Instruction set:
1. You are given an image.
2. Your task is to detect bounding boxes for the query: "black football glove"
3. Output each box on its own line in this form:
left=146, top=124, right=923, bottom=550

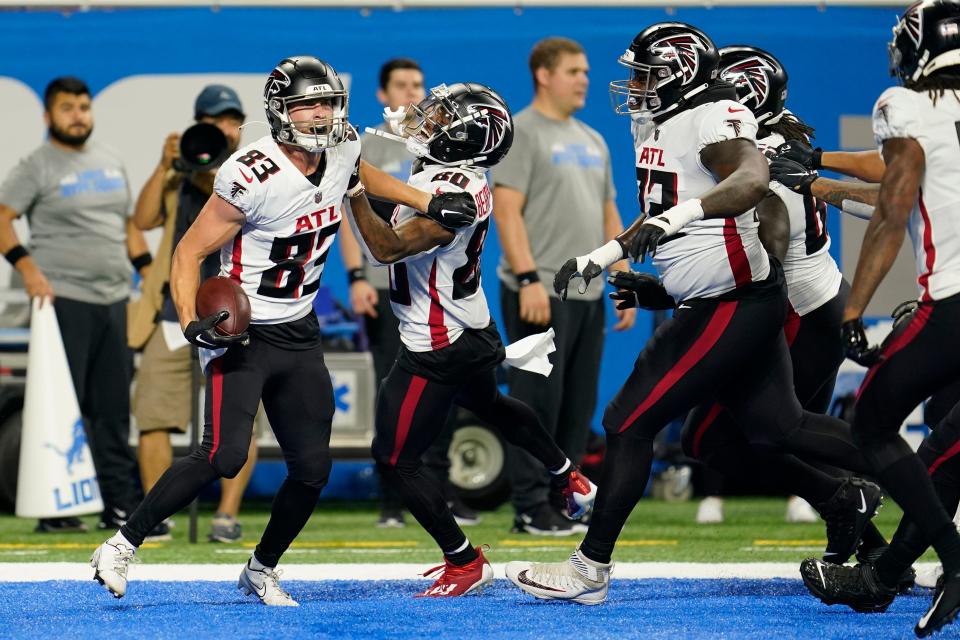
left=775, top=139, right=822, bottom=170
left=841, top=318, right=880, bottom=367
left=769, top=157, right=819, bottom=196
left=554, top=257, right=603, bottom=301
left=607, top=270, right=676, bottom=310
left=891, top=299, right=919, bottom=332
left=423, top=192, right=477, bottom=229
left=184, top=310, right=250, bottom=349
left=629, top=222, right=667, bottom=263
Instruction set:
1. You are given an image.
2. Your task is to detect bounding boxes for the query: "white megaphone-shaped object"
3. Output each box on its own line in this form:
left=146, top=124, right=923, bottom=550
left=16, top=298, right=103, bottom=518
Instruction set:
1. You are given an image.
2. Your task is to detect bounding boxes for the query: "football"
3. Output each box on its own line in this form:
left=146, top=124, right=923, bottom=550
left=195, top=276, right=251, bottom=336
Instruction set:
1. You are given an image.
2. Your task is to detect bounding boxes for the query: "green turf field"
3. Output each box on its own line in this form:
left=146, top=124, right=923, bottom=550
left=0, top=497, right=932, bottom=565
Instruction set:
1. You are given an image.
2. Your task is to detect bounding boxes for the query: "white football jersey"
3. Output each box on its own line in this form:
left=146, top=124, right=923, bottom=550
left=213, top=132, right=361, bottom=324
left=758, top=132, right=843, bottom=316
left=873, top=87, right=960, bottom=302
left=387, top=164, right=493, bottom=352
left=635, top=99, right=770, bottom=302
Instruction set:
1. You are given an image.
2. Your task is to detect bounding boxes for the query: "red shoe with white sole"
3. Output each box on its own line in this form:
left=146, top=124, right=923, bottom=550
left=417, top=546, right=493, bottom=597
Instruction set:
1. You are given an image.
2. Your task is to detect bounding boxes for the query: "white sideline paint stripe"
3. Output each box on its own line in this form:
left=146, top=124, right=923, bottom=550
left=0, top=562, right=941, bottom=582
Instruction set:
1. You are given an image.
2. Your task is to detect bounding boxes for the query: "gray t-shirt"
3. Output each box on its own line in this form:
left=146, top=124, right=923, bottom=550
left=358, top=123, right=416, bottom=290
left=492, top=107, right=615, bottom=301
left=0, top=141, right=132, bottom=304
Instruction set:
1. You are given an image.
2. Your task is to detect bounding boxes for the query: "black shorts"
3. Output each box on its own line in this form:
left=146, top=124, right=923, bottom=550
left=397, top=321, right=505, bottom=385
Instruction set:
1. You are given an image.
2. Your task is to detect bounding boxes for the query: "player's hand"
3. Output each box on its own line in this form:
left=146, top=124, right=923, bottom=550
left=21, top=262, right=55, bottom=306
left=160, top=132, right=180, bottom=171
left=612, top=306, right=636, bottom=331
left=775, top=139, right=822, bottom=170
left=350, top=280, right=379, bottom=318
left=841, top=318, right=879, bottom=367
left=554, top=257, right=603, bottom=301
left=607, top=270, right=676, bottom=311
left=424, top=192, right=477, bottom=229
left=891, top=299, right=918, bottom=331
left=184, top=310, right=250, bottom=349
left=519, top=281, right=551, bottom=326
left=769, top=157, right=819, bottom=195
left=629, top=222, right=667, bottom=263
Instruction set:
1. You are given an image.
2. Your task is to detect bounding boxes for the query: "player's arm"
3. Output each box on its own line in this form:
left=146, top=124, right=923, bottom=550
left=360, top=160, right=476, bottom=229
left=347, top=192, right=454, bottom=264
left=0, top=203, right=54, bottom=302
left=756, top=191, right=790, bottom=262
left=339, top=211, right=379, bottom=318
left=125, top=217, right=152, bottom=280
left=777, top=139, right=886, bottom=183
left=769, top=156, right=879, bottom=220
left=170, top=194, right=243, bottom=331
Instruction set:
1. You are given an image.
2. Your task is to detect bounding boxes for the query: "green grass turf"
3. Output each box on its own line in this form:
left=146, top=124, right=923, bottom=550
left=0, top=497, right=933, bottom=565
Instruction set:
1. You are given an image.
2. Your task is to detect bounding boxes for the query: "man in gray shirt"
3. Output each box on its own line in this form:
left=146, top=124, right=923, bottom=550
left=493, top=37, right=635, bottom=535
left=0, top=77, right=147, bottom=532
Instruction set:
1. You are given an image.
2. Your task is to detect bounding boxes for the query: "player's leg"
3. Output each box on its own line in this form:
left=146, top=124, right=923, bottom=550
left=789, top=281, right=848, bottom=413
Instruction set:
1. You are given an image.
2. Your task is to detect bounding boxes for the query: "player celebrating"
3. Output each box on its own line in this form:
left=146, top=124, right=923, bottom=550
left=791, top=2, right=960, bottom=635
left=504, top=22, right=873, bottom=605
left=89, top=56, right=478, bottom=606
left=346, top=82, right=597, bottom=597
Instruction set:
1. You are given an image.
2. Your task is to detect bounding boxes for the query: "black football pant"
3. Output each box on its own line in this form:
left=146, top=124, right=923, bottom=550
left=852, top=295, right=960, bottom=573
left=680, top=282, right=852, bottom=508
left=580, top=265, right=868, bottom=564
left=372, top=358, right=567, bottom=558
left=121, top=338, right=334, bottom=567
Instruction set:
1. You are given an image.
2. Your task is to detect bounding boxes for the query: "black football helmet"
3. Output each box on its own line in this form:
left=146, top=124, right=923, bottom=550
left=718, top=46, right=788, bottom=126
left=264, top=56, right=349, bottom=151
left=890, top=0, right=960, bottom=86
left=610, top=22, right=719, bottom=122
left=400, top=83, right=513, bottom=167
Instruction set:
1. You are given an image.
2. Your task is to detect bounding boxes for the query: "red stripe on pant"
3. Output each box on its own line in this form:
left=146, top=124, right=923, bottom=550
left=856, top=304, right=933, bottom=402
left=928, top=440, right=960, bottom=477
left=691, top=402, right=724, bottom=459
left=390, top=375, right=429, bottom=466
left=784, top=304, right=801, bottom=347
left=208, top=358, right=224, bottom=463
left=617, top=301, right=738, bottom=433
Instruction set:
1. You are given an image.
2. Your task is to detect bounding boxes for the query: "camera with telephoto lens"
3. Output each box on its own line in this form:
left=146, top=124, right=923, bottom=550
left=173, top=122, right=229, bottom=172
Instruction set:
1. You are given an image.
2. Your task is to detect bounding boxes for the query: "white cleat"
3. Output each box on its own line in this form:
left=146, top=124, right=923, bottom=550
left=506, top=548, right=612, bottom=605
left=90, top=538, right=136, bottom=598
left=785, top=496, right=819, bottom=523
left=696, top=496, right=724, bottom=524
left=238, top=560, right=299, bottom=607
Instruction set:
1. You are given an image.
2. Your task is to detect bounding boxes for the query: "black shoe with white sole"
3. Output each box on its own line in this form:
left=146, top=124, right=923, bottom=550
left=819, top=478, right=883, bottom=565
left=800, top=558, right=896, bottom=613
left=511, top=503, right=579, bottom=537
left=916, top=573, right=960, bottom=637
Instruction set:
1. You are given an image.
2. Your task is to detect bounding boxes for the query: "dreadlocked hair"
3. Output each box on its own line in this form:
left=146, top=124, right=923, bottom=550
left=768, top=112, right=816, bottom=142
left=911, top=73, right=960, bottom=104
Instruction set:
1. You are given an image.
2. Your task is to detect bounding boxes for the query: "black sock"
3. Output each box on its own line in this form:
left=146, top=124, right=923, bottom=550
left=859, top=521, right=889, bottom=553
left=254, top=478, right=321, bottom=568
left=445, top=543, right=479, bottom=566
left=875, top=518, right=926, bottom=588
left=475, top=392, right=568, bottom=473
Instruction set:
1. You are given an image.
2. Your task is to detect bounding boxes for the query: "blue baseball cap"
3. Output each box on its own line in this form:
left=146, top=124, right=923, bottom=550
left=194, top=84, right=245, bottom=120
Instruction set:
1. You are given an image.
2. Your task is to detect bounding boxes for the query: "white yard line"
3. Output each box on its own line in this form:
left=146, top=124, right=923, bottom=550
left=0, top=562, right=941, bottom=582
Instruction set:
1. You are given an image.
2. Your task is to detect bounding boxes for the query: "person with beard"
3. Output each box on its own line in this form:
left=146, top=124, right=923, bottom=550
left=0, top=76, right=148, bottom=533
left=128, top=85, right=255, bottom=543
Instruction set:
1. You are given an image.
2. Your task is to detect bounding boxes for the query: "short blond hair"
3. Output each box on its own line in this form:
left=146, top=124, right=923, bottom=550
left=528, top=37, right=585, bottom=92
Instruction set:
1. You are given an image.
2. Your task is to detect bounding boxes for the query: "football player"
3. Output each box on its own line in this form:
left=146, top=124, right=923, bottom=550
left=504, top=22, right=874, bottom=605
left=345, top=82, right=597, bottom=597
left=677, top=45, right=888, bottom=566
left=789, top=2, right=960, bottom=635
left=89, top=56, right=479, bottom=606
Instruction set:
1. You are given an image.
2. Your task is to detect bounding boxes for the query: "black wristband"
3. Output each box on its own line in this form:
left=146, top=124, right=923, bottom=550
left=347, top=268, right=366, bottom=285
left=4, top=245, right=29, bottom=267
left=131, top=253, right=153, bottom=272
left=516, top=270, right=540, bottom=287
left=812, top=147, right=823, bottom=170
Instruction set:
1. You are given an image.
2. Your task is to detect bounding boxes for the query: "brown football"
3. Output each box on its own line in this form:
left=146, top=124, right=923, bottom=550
left=195, top=277, right=251, bottom=336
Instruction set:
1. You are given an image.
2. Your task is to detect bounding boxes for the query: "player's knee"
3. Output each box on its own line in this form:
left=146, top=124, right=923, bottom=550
left=291, top=456, right=331, bottom=491
left=210, top=446, right=248, bottom=478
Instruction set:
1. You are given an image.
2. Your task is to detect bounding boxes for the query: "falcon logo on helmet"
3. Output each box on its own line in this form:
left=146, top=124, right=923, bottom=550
left=720, top=56, right=774, bottom=110
left=650, top=34, right=708, bottom=83
left=264, top=68, right=291, bottom=98
left=900, top=1, right=925, bottom=47
left=472, top=104, right=511, bottom=155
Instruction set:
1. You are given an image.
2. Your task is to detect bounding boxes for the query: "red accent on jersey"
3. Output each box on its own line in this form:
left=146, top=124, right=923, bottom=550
left=691, top=402, right=724, bottom=458
left=723, top=218, right=752, bottom=287
left=208, top=359, right=224, bottom=463
left=727, top=107, right=746, bottom=113
left=856, top=303, right=933, bottom=402
left=617, top=301, right=738, bottom=433
left=391, top=375, right=428, bottom=466
left=229, top=232, right=243, bottom=283
left=917, top=191, right=936, bottom=303
left=428, top=259, right=450, bottom=350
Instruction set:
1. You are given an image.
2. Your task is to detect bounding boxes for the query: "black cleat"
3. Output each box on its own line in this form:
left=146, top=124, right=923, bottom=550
left=916, top=573, right=960, bottom=637
left=800, top=557, right=896, bottom=613
left=856, top=542, right=916, bottom=594
left=819, top=477, right=883, bottom=565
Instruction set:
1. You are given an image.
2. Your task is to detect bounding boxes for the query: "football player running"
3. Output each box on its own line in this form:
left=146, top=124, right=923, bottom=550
left=345, top=83, right=597, bottom=597
left=89, top=56, right=478, bottom=606
left=505, top=22, right=874, bottom=605
left=678, top=45, right=889, bottom=568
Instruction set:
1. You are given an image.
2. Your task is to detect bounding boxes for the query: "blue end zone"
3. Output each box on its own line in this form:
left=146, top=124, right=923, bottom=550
left=0, top=579, right=930, bottom=639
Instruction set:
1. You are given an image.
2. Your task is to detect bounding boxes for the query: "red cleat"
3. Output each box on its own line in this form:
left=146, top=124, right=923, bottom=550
left=417, top=546, right=493, bottom=597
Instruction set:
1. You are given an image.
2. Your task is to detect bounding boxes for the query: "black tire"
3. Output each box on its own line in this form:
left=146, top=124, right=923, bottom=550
left=447, top=416, right=510, bottom=511
left=0, top=405, right=23, bottom=513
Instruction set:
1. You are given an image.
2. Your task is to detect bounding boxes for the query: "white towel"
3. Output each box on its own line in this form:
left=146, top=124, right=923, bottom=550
left=503, top=328, right=556, bottom=377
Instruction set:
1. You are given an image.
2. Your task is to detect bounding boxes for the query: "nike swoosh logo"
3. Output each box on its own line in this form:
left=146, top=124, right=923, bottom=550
left=919, top=590, right=945, bottom=629
left=823, top=552, right=839, bottom=557
left=678, top=304, right=691, bottom=309
left=857, top=489, right=868, bottom=514
left=517, top=570, right=565, bottom=593
left=815, top=561, right=827, bottom=589
left=727, top=107, right=746, bottom=113
left=238, top=168, right=253, bottom=184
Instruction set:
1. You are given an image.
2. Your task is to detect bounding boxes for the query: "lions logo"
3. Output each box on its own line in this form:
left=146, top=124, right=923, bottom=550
left=264, top=67, right=291, bottom=98
left=650, top=34, right=708, bottom=83
left=470, top=104, right=512, bottom=155
left=720, top=56, right=776, bottom=110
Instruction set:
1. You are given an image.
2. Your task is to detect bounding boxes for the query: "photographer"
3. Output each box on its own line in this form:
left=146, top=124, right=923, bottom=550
left=129, top=85, right=255, bottom=542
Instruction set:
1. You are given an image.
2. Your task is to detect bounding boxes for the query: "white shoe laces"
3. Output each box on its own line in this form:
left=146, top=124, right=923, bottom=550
left=110, top=545, right=136, bottom=578
left=263, top=569, right=293, bottom=600
left=527, top=560, right=594, bottom=591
